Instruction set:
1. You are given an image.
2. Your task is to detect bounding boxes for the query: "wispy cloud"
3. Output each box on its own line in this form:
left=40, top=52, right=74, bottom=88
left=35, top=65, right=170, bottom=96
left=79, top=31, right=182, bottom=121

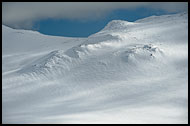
left=2, top=2, right=188, bottom=29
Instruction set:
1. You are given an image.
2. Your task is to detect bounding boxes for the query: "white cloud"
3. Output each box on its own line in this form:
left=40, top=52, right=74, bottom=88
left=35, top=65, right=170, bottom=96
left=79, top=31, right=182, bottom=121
left=2, top=2, right=188, bottom=29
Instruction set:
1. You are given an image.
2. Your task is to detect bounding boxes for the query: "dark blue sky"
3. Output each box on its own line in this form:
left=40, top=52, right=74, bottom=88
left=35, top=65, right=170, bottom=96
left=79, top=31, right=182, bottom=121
left=33, top=7, right=176, bottom=37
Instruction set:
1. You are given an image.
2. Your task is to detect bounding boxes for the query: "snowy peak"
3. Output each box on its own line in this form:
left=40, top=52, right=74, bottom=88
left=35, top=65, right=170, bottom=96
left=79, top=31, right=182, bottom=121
left=102, top=20, right=137, bottom=31
left=101, top=12, right=187, bottom=32
left=88, top=20, right=136, bottom=41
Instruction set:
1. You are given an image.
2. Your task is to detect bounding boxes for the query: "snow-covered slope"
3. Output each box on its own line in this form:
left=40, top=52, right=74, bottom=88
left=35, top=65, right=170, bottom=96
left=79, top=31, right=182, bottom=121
left=2, top=12, right=188, bottom=124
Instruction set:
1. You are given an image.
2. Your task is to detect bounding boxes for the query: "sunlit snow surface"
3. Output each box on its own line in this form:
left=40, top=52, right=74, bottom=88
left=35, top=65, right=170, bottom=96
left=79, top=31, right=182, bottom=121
left=2, top=12, right=188, bottom=124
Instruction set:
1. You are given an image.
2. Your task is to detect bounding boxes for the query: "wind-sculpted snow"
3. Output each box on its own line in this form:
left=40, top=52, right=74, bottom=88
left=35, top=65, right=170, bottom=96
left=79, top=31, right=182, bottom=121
left=120, top=44, right=164, bottom=63
left=2, top=12, right=188, bottom=124
left=12, top=43, right=164, bottom=83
